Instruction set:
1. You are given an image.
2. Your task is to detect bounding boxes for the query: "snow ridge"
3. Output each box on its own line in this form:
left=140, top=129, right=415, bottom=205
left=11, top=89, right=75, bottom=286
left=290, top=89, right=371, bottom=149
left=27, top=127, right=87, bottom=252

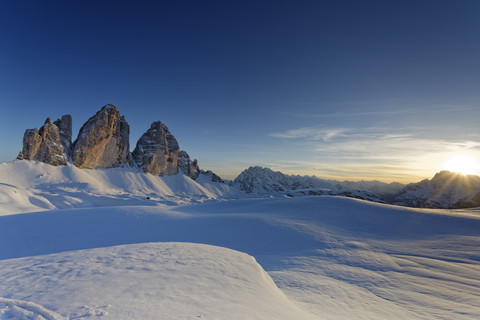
left=0, top=297, right=67, bottom=320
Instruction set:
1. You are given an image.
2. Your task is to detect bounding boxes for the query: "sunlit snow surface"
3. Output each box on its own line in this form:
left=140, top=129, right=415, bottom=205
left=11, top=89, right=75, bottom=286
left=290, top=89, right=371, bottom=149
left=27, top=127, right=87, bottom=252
left=1, top=161, right=480, bottom=319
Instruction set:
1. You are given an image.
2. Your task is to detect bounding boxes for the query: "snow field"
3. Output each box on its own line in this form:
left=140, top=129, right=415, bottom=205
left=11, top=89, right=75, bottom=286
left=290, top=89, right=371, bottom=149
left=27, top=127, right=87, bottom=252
left=2, top=161, right=480, bottom=319
left=0, top=161, right=240, bottom=215
left=0, top=243, right=316, bottom=320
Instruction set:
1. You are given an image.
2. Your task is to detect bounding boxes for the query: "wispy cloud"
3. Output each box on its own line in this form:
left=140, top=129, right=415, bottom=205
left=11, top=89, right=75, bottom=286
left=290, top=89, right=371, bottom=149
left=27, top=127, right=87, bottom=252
left=270, top=127, right=348, bottom=141
left=268, top=126, right=480, bottom=182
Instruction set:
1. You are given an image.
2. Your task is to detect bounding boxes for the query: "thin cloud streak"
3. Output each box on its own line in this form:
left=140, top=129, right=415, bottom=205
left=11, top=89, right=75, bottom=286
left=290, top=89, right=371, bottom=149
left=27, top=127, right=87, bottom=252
left=269, top=126, right=480, bottom=182
left=270, top=127, right=348, bottom=141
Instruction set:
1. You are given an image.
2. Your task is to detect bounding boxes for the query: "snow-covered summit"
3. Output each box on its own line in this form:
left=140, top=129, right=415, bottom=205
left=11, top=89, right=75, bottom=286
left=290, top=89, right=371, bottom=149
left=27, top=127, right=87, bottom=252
left=393, top=170, right=480, bottom=208
left=232, top=166, right=403, bottom=202
left=233, top=167, right=480, bottom=209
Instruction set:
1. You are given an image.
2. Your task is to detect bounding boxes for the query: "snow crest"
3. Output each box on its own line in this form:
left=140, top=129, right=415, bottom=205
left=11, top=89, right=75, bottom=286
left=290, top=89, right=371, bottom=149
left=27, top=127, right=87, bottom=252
left=0, top=297, right=66, bottom=320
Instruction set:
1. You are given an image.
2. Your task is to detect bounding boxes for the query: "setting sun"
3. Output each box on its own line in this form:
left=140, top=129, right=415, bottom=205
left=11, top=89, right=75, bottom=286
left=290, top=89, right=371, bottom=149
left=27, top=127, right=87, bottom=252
left=442, top=155, right=479, bottom=175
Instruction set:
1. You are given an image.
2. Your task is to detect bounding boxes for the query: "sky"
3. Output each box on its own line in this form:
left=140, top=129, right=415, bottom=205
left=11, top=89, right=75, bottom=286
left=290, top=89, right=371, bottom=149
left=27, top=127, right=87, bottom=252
left=1, top=0, right=480, bottom=183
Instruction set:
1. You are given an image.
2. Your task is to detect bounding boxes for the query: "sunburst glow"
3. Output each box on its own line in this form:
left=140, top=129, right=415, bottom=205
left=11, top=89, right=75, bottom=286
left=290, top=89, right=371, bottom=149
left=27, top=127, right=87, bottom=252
left=442, top=155, right=479, bottom=175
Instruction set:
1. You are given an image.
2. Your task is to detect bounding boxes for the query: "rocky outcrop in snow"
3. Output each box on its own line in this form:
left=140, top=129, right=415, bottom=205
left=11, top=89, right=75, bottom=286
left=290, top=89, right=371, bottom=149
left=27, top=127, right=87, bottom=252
left=178, top=150, right=200, bottom=179
left=392, top=170, right=480, bottom=208
left=72, top=104, right=131, bottom=169
left=16, top=104, right=224, bottom=181
left=20, top=117, right=68, bottom=166
left=132, top=121, right=179, bottom=176
left=200, top=170, right=224, bottom=183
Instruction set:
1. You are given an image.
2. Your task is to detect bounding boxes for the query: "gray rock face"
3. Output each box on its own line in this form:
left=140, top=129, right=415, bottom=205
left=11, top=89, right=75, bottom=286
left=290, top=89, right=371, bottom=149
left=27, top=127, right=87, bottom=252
left=132, top=121, right=179, bottom=176
left=72, top=104, right=131, bottom=169
left=178, top=150, right=200, bottom=179
left=21, top=118, right=68, bottom=166
left=53, top=114, right=72, bottom=156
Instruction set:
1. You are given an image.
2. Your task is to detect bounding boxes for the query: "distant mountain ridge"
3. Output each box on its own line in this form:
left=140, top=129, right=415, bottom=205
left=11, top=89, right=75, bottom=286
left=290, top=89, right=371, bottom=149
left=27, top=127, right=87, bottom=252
left=232, top=166, right=480, bottom=209
left=392, top=170, right=480, bottom=208
left=232, top=166, right=404, bottom=203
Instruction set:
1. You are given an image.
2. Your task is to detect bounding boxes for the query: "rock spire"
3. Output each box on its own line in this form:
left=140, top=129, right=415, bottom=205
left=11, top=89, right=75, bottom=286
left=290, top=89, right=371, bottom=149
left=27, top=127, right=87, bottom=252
left=132, top=121, right=179, bottom=176
left=178, top=150, right=200, bottom=179
left=72, top=104, right=131, bottom=169
left=20, top=117, right=69, bottom=166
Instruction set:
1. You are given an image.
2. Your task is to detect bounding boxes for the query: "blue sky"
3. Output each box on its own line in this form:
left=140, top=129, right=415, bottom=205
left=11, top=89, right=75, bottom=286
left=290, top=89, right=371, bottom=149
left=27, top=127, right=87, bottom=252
left=2, top=0, right=480, bottom=182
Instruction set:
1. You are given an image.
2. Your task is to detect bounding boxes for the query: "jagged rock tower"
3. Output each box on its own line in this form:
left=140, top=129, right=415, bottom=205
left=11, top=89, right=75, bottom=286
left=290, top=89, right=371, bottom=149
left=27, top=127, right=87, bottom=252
left=178, top=150, right=200, bottom=179
left=72, top=104, right=131, bottom=169
left=20, top=117, right=71, bottom=166
left=132, top=121, right=179, bottom=176
left=17, top=103, right=223, bottom=182
left=54, top=114, right=72, bottom=157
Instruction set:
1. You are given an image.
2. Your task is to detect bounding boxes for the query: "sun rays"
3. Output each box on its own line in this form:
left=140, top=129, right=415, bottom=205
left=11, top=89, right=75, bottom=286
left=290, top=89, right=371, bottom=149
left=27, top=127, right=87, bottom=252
left=442, top=155, right=479, bottom=175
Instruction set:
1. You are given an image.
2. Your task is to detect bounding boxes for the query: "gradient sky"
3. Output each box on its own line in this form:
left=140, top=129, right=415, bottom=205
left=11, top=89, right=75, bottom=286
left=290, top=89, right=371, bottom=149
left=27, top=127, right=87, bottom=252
left=2, top=0, right=480, bottom=182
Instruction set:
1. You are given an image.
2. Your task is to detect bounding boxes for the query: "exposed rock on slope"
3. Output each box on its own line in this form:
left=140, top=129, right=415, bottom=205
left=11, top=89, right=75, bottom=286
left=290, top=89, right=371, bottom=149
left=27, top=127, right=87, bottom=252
left=20, top=117, right=68, bottom=166
left=72, top=104, right=131, bottom=169
left=178, top=150, right=200, bottom=179
left=200, top=170, right=224, bottom=183
left=393, top=170, right=480, bottom=208
left=132, top=121, right=179, bottom=176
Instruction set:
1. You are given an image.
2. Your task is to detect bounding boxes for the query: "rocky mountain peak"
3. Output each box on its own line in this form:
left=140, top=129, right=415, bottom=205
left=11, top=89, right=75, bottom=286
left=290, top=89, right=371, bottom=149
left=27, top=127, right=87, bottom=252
left=17, top=104, right=224, bottom=182
left=132, top=121, right=179, bottom=176
left=21, top=118, right=68, bottom=166
left=72, top=104, right=131, bottom=169
left=393, top=170, right=480, bottom=208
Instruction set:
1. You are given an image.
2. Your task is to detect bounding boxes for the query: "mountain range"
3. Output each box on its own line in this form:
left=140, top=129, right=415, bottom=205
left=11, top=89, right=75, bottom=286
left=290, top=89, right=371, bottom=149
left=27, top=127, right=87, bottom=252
left=232, top=166, right=480, bottom=209
left=11, top=104, right=480, bottom=210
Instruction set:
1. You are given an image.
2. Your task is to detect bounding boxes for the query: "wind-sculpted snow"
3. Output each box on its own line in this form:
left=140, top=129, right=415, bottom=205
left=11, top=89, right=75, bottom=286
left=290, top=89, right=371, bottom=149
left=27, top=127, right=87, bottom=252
left=2, top=161, right=480, bottom=318
left=1, top=197, right=480, bottom=319
left=0, top=298, right=67, bottom=320
left=0, top=243, right=316, bottom=320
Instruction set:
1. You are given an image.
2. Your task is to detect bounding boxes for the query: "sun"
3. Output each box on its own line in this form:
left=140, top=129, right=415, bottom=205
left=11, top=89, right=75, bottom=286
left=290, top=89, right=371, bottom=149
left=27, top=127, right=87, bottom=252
left=442, top=155, right=479, bottom=175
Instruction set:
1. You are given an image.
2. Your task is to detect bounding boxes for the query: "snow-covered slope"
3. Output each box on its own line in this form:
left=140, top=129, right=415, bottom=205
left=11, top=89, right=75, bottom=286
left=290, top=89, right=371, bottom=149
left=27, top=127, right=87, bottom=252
left=2, top=161, right=480, bottom=319
left=232, top=166, right=404, bottom=201
left=0, top=160, right=240, bottom=214
left=0, top=242, right=316, bottom=320
left=393, top=170, right=480, bottom=208
left=1, top=197, right=480, bottom=319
